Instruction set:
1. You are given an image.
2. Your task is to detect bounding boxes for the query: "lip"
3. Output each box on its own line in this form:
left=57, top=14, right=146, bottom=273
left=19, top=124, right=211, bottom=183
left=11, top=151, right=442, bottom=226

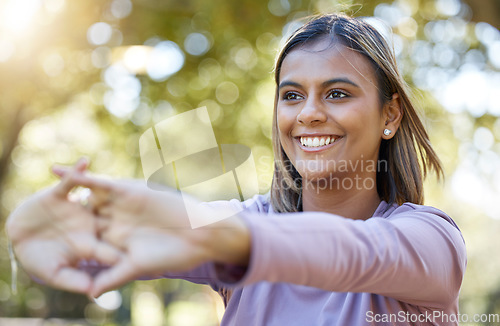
left=294, top=134, right=344, bottom=152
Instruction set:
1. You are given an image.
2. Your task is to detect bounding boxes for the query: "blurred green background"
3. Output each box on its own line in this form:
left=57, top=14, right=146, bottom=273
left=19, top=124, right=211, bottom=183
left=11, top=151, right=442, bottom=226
left=0, top=0, right=499, bottom=324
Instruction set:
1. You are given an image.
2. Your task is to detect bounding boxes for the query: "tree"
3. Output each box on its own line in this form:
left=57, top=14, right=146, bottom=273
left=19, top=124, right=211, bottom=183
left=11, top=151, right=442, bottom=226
left=1, top=0, right=498, bottom=324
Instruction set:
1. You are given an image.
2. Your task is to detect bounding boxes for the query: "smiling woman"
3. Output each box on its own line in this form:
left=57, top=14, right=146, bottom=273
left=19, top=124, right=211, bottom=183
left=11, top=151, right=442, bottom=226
left=6, top=13, right=466, bottom=326
left=272, top=14, right=444, bottom=214
left=276, top=40, right=395, bottom=217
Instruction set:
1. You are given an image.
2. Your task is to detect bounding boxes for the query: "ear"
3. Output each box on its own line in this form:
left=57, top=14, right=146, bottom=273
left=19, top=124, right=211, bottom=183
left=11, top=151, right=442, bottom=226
left=381, top=93, right=403, bottom=140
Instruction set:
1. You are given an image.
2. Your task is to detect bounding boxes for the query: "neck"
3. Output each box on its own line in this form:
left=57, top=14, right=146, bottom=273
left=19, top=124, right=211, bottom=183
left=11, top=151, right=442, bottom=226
left=301, top=174, right=381, bottom=220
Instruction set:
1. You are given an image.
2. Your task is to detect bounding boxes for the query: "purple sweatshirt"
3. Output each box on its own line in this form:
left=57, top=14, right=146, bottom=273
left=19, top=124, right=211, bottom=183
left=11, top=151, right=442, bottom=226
left=164, top=195, right=466, bottom=326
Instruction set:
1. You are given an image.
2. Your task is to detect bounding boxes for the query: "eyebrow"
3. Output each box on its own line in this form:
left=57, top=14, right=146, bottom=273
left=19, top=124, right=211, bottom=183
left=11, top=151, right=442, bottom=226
left=278, top=78, right=360, bottom=90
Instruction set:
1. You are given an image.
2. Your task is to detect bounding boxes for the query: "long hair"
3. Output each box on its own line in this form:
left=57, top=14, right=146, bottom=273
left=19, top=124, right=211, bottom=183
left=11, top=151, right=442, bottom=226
left=270, top=13, right=443, bottom=213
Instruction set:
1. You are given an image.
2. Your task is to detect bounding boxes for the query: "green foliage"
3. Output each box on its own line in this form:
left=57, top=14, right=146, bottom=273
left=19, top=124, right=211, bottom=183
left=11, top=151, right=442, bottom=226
left=0, top=0, right=499, bottom=324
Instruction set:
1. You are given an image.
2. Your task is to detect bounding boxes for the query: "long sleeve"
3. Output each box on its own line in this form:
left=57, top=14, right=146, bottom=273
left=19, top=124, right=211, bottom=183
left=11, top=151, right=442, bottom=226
left=221, top=202, right=465, bottom=310
left=160, top=263, right=217, bottom=286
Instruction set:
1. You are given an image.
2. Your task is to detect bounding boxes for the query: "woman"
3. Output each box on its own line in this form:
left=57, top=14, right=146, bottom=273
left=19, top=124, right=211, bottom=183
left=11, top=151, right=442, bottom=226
left=7, top=13, right=466, bottom=325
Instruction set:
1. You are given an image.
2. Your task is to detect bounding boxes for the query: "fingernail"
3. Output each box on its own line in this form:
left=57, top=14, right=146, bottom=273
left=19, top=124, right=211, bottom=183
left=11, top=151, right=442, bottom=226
left=78, top=157, right=90, bottom=166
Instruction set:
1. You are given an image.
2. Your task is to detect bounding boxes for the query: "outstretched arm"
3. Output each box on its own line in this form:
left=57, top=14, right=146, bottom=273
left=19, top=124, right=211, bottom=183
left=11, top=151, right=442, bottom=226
left=47, top=169, right=465, bottom=310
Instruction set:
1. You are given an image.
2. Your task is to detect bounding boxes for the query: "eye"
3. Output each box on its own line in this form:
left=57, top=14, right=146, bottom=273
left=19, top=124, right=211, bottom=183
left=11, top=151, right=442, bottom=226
left=327, top=90, right=348, bottom=99
left=282, top=92, right=304, bottom=101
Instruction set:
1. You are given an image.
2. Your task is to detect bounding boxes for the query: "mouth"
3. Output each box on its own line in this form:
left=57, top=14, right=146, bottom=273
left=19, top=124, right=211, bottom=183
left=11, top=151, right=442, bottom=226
left=296, top=135, right=343, bottom=151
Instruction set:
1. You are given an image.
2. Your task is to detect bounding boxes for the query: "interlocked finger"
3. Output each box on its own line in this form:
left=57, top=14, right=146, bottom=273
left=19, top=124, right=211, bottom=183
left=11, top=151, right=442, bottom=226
left=53, top=158, right=89, bottom=198
left=96, top=216, right=111, bottom=234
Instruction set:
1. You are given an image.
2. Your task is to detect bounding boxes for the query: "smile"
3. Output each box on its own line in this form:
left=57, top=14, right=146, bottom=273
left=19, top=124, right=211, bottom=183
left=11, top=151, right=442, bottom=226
left=298, top=135, right=343, bottom=149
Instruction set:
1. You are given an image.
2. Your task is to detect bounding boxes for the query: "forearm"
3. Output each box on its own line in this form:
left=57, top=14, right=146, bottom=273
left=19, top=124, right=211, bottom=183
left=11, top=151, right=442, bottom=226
left=176, top=197, right=251, bottom=268
left=201, top=214, right=251, bottom=267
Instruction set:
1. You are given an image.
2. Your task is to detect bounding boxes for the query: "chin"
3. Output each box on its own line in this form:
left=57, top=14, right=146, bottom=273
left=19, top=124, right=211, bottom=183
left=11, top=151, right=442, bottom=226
left=298, top=168, right=356, bottom=192
left=297, top=169, right=337, bottom=183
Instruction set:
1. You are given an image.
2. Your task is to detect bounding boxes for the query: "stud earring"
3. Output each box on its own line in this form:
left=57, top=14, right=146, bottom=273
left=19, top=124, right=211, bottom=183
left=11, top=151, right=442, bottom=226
left=383, top=129, right=392, bottom=136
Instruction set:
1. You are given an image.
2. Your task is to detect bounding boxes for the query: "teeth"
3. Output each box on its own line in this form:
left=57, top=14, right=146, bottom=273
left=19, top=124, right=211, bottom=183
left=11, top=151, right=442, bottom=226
left=300, top=136, right=338, bottom=148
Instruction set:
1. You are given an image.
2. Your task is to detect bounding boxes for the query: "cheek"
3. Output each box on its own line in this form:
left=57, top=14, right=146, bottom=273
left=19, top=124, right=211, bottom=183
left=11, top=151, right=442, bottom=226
left=339, top=103, right=384, bottom=134
left=276, top=108, right=296, bottom=156
left=343, top=111, right=383, bottom=155
left=276, top=108, right=294, bottom=136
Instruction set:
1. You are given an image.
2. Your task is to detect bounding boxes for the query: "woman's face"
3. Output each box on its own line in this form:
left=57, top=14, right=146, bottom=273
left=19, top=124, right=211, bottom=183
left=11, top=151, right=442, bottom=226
left=277, top=39, right=389, bottom=183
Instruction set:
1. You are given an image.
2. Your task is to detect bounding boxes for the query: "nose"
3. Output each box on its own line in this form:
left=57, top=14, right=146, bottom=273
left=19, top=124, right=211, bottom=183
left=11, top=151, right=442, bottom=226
left=297, top=98, right=327, bottom=125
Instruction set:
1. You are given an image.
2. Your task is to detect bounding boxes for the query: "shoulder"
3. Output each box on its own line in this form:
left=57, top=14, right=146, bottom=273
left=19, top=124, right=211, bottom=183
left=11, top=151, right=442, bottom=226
left=239, top=193, right=273, bottom=213
left=202, top=193, right=273, bottom=214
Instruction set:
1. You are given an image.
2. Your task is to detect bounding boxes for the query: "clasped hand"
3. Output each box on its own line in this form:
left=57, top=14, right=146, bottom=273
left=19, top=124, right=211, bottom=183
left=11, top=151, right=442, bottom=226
left=5, top=159, right=220, bottom=298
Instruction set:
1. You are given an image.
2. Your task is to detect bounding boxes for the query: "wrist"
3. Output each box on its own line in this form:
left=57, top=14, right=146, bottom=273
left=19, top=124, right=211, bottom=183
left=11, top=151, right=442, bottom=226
left=201, top=214, right=250, bottom=267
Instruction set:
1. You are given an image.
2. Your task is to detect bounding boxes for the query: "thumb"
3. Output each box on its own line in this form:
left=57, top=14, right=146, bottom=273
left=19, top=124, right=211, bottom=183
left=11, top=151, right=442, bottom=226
left=48, top=267, right=93, bottom=294
left=91, top=259, right=138, bottom=298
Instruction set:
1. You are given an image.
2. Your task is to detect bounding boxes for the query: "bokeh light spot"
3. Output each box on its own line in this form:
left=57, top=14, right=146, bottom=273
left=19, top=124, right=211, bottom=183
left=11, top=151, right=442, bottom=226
left=268, top=0, right=291, bottom=17
left=234, top=46, right=257, bottom=70
left=132, top=291, right=163, bottom=326
left=122, top=45, right=152, bottom=73
left=198, top=58, right=222, bottom=81
left=25, top=287, right=46, bottom=310
left=216, top=81, right=239, bottom=105
left=440, top=68, right=499, bottom=117
left=111, top=0, right=132, bottom=19
left=152, top=100, right=175, bottom=123
left=146, top=41, right=185, bottom=81
left=94, top=290, right=122, bottom=310
left=473, top=127, right=495, bottom=152
left=374, top=3, right=408, bottom=27
left=104, top=90, right=140, bottom=118
left=131, top=102, right=152, bottom=126
left=363, top=17, right=393, bottom=46
left=398, top=17, right=418, bottom=38
left=411, top=40, right=432, bottom=65
left=475, top=22, right=500, bottom=45
left=436, top=0, right=461, bottom=16
left=103, top=63, right=142, bottom=118
left=88, top=22, right=113, bottom=46
left=488, top=41, right=500, bottom=69
left=42, top=52, right=65, bottom=77
left=184, top=33, right=211, bottom=56
left=256, top=32, right=278, bottom=54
